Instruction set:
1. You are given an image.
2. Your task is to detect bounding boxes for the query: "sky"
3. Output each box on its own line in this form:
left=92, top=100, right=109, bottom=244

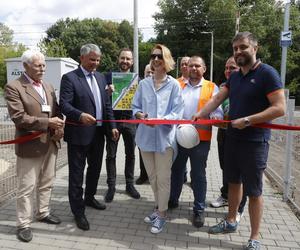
left=0, top=0, right=160, bottom=48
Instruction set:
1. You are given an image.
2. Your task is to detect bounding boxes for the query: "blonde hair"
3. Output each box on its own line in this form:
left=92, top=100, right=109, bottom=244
left=151, top=44, right=175, bottom=73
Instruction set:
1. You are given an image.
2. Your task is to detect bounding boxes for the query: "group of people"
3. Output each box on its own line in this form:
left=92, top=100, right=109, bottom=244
left=4, top=31, right=286, bottom=250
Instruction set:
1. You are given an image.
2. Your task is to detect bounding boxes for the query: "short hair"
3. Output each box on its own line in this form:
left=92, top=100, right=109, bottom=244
left=188, top=56, right=206, bottom=66
left=21, top=50, right=45, bottom=65
left=80, top=44, right=101, bottom=56
left=232, top=31, right=258, bottom=46
left=226, top=56, right=235, bottom=63
left=144, top=64, right=153, bottom=78
left=151, top=44, right=175, bottom=73
left=119, top=48, right=133, bottom=57
left=180, top=56, right=190, bottom=64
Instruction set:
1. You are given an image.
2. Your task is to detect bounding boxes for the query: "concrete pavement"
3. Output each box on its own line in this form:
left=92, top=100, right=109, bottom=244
left=0, top=132, right=300, bottom=250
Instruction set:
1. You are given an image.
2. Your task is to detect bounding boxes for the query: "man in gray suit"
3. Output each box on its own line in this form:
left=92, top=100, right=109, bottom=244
left=5, top=50, right=64, bottom=242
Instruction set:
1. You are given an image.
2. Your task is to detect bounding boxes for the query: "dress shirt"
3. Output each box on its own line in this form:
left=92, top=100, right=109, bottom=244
left=182, top=78, right=223, bottom=120
left=132, top=75, right=184, bottom=153
left=24, top=72, right=47, bottom=105
left=80, top=66, right=103, bottom=125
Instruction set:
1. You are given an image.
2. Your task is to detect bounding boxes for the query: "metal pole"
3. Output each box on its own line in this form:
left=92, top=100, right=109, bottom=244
left=201, top=31, right=214, bottom=81
left=133, top=0, right=139, bottom=74
left=283, top=97, right=295, bottom=202
left=176, top=57, right=180, bottom=78
left=280, top=1, right=290, bottom=88
left=210, top=32, right=214, bottom=81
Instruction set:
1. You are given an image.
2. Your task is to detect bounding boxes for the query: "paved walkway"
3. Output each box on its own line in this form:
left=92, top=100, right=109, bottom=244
left=1, top=133, right=300, bottom=250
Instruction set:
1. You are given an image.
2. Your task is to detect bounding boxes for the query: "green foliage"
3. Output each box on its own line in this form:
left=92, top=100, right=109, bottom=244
left=0, top=44, right=26, bottom=89
left=285, top=3, right=300, bottom=104
left=153, top=0, right=300, bottom=103
left=38, top=39, right=68, bottom=57
left=0, top=23, right=26, bottom=89
left=0, top=23, right=14, bottom=45
left=40, top=18, right=137, bottom=73
left=153, top=0, right=239, bottom=81
left=138, top=41, right=155, bottom=77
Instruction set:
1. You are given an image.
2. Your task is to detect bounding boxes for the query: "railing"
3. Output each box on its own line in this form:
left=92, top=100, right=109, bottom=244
left=266, top=98, right=300, bottom=211
left=0, top=105, right=68, bottom=204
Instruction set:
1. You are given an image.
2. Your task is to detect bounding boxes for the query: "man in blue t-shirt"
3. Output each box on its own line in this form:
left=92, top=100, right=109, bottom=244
left=193, top=32, right=286, bottom=250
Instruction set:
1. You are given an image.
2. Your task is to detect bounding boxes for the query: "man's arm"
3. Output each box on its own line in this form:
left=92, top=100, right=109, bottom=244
left=193, top=86, right=229, bottom=120
left=231, top=89, right=286, bottom=129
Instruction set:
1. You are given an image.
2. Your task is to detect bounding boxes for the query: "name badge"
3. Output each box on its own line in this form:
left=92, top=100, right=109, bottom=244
left=42, top=105, right=51, bottom=113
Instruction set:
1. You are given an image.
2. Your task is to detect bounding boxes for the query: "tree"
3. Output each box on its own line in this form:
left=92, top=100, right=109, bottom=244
left=153, top=0, right=300, bottom=103
left=153, top=0, right=239, bottom=81
left=0, top=23, right=26, bottom=89
left=0, top=23, right=14, bottom=46
left=138, top=41, right=155, bottom=77
left=38, top=39, right=67, bottom=57
left=40, top=18, right=138, bottom=73
left=285, top=3, right=300, bottom=103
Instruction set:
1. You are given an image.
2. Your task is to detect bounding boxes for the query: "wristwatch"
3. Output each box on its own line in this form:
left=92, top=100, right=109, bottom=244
left=244, top=117, right=251, bottom=127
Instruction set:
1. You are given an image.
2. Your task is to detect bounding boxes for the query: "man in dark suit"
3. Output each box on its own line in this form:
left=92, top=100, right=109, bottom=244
left=60, top=44, right=118, bottom=231
left=5, top=50, right=64, bottom=242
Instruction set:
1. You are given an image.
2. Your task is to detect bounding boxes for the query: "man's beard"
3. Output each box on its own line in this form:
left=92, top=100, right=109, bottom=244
left=235, top=55, right=251, bottom=67
left=119, top=63, right=131, bottom=71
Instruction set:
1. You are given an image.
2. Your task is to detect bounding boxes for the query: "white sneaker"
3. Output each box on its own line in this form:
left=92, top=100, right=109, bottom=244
left=150, top=216, right=166, bottom=234
left=210, top=196, right=228, bottom=208
left=236, top=212, right=244, bottom=223
left=144, top=211, right=158, bottom=224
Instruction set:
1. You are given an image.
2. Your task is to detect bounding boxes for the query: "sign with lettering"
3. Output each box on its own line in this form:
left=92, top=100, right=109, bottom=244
left=280, top=31, right=292, bottom=47
left=112, top=72, right=138, bottom=110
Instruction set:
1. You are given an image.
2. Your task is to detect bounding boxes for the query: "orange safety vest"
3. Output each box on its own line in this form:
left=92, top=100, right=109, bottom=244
left=179, top=79, right=215, bottom=141
left=176, top=76, right=186, bottom=86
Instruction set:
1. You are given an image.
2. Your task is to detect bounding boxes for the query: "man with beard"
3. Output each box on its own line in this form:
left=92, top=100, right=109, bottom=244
left=104, top=48, right=140, bottom=202
left=193, top=32, right=285, bottom=250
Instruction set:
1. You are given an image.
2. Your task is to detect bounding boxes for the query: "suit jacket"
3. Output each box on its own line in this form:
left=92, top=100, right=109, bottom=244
left=60, top=67, right=116, bottom=145
left=4, top=74, right=62, bottom=158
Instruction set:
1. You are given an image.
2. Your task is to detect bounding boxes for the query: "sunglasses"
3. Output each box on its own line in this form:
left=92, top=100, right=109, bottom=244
left=150, top=54, right=163, bottom=60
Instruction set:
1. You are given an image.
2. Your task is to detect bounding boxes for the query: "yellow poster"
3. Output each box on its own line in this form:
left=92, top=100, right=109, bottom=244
left=112, top=72, right=139, bottom=110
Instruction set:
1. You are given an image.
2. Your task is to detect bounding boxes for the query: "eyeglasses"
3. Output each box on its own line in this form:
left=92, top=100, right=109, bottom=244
left=150, top=54, right=163, bottom=60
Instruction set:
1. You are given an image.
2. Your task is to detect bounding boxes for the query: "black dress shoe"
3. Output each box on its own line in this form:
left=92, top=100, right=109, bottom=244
left=104, top=187, right=116, bottom=203
left=85, top=198, right=106, bottom=210
left=192, top=212, right=205, bottom=228
left=135, top=176, right=148, bottom=185
left=126, top=184, right=140, bottom=199
left=75, top=215, right=89, bottom=231
left=17, top=228, right=33, bottom=242
left=168, top=200, right=179, bottom=209
left=39, top=214, right=61, bottom=224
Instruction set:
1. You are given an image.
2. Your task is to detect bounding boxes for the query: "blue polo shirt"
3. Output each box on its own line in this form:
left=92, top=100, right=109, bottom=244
left=225, top=61, right=282, bottom=142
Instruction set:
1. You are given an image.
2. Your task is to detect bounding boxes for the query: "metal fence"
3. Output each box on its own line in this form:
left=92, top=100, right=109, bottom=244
left=266, top=99, right=300, bottom=211
left=0, top=105, right=68, bottom=204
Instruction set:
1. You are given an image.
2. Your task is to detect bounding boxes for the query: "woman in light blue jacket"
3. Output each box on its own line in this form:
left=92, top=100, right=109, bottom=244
left=132, top=44, right=184, bottom=234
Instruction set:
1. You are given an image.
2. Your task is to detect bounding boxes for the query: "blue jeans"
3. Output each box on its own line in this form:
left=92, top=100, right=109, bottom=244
left=170, top=141, right=211, bottom=213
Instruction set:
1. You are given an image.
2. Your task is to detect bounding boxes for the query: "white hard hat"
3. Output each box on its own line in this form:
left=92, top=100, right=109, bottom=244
left=176, top=124, right=200, bottom=149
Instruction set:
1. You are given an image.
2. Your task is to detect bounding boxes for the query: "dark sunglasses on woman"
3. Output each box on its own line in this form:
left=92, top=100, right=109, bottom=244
left=150, top=54, right=163, bottom=60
